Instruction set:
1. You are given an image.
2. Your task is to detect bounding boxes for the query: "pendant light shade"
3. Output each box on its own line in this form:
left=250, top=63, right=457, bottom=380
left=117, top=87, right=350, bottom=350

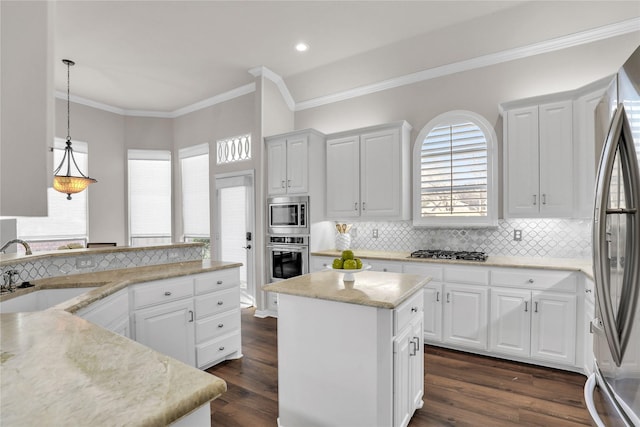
left=53, top=59, right=97, bottom=200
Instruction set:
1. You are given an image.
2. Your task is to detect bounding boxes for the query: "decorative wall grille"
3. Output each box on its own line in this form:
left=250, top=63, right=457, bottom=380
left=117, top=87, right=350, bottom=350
left=216, top=134, right=251, bottom=164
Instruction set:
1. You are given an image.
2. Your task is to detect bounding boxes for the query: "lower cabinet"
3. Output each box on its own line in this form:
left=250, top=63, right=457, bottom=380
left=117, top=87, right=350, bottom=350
left=443, top=283, right=488, bottom=350
left=134, top=298, right=196, bottom=367
left=422, top=282, right=443, bottom=342
left=77, top=288, right=130, bottom=338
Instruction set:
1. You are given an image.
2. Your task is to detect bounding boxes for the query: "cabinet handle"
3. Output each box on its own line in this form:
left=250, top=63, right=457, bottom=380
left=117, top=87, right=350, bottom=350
left=586, top=289, right=592, bottom=294
left=188, top=310, right=194, bottom=322
left=383, top=268, right=388, bottom=272
left=411, top=306, right=418, bottom=313
left=524, top=301, right=528, bottom=312
left=542, top=194, right=547, bottom=205
left=287, top=179, right=291, bottom=187
left=534, top=301, right=539, bottom=313
left=362, top=202, right=366, bottom=211
left=528, top=278, right=534, bottom=283
left=414, top=336, right=420, bottom=349
left=164, top=291, right=172, bottom=296
left=354, top=202, right=358, bottom=211
left=217, top=280, right=223, bottom=285
left=219, top=346, right=225, bottom=351
left=281, top=180, right=285, bottom=188
left=409, top=339, right=417, bottom=356
left=446, top=293, right=450, bottom=303
left=218, top=323, right=224, bottom=328
left=436, top=291, right=440, bottom=302
left=217, top=300, right=224, bottom=305
left=532, top=194, right=537, bottom=205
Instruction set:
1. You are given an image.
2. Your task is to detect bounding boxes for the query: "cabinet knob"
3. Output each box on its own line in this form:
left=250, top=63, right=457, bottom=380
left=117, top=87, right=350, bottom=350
left=219, top=346, right=225, bottom=351
left=217, top=280, right=223, bottom=285
left=383, top=268, right=388, bottom=272
left=528, top=278, right=534, bottom=283
left=586, top=289, right=592, bottom=293
left=164, top=291, right=172, bottom=296
left=217, top=300, right=224, bottom=305
left=411, top=307, right=418, bottom=312
left=218, top=323, right=224, bottom=328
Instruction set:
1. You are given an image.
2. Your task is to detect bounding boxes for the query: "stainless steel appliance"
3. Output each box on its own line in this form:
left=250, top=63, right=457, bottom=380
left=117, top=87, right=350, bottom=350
left=267, top=195, right=309, bottom=235
left=409, top=249, right=488, bottom=261
left=585, top=46, right=640, bottom=427
left=266, top=235, right=309, bottom=282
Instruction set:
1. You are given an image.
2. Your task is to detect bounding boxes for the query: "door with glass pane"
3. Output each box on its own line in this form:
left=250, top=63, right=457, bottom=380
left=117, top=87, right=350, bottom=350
left=215, top=172, right=255, bottom=306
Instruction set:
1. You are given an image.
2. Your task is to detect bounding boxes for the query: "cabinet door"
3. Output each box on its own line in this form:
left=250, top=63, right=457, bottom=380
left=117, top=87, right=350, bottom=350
left=286, top=136, right=308, bottom=194
left=409, top=315, right=424, bottom=413
left=443, top=284, right=488, bottom=350
left=538, top=101, right=573, bottom=217
left=393, top=325, right=412, bottom=427
left=267, top=139, right=287, bottom=195
left=531, top=291, right=576, bottom=365
left=506, top=106, right=539, bottom=216
left=134, top=298, right=196, bottom=367
left=489, top=288, right=531, bottom=358
left=326, top=135, right=360, bottom=218
left=423, top=282, right=443, bottom=342
left=368, top=260, right=403, bottom=273
left=360, top=128, right=400, bottom=218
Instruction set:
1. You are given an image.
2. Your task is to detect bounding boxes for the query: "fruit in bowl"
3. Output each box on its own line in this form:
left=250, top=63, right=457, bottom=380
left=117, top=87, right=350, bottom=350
left=332, top=250, right=363, bottom=270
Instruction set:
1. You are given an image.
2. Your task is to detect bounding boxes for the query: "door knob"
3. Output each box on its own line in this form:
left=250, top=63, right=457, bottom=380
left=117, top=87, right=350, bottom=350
left=243, top=244, right=252, bottom=249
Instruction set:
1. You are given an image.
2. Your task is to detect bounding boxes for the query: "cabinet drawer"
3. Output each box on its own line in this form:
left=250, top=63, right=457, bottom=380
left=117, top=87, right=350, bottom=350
left=403, top=263, right=443, bottom=281
left=444, top=266, right=489, bottom=285
left=368, top=260, right=403, bottom=273
left=194, top=269, right=240, bottom=295
left=491, top=268, right=577, bottom=292
left=395, top=289, right=424, bottom=334
left=196, top=331, right=241, bottom=368
left=195, top=288, right=239, bottom=319
left=195, top=309, right=240, bottom=343
left=132, top=277, right=194, bottom=309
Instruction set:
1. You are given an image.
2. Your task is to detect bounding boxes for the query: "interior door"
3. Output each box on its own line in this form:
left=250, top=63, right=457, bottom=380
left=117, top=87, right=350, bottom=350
left=215, top=172, right=255, bottom=306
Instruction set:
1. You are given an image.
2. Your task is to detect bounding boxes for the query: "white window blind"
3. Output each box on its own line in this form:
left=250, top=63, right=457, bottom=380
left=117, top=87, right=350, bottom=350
left=419, top=122, right=488, bottom=217
left=17, top=138, right=88, bottom=241
left=128, top=150, right=172, bottom=244
left=413, top=110, right=497, bottom=227
left=179, top=144, right=210, bottom=238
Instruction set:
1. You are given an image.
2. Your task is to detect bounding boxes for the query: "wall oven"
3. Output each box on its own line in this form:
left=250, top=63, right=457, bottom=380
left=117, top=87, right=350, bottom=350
left=267, top=195, right=309, bottom=235
left=266, top=235, right=309, bottom=283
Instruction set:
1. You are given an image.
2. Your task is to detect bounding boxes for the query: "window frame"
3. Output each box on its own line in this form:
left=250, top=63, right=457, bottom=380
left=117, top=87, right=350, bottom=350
left=412, top=110, right=498, bottom=228
left=179, top=143, right=211, bottom=258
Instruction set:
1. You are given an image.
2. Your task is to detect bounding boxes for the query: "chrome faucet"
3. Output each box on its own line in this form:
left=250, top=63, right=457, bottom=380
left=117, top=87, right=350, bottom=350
left=0, top=239, right=32, bottom=255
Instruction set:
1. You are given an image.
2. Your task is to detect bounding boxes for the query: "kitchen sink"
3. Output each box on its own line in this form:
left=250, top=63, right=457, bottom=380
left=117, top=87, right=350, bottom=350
left=0, top=287, right=95, bottom=313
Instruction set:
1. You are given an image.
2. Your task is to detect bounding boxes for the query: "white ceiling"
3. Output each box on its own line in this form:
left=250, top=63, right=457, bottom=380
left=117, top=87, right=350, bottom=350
left=54, top=1, right=638, bottom=114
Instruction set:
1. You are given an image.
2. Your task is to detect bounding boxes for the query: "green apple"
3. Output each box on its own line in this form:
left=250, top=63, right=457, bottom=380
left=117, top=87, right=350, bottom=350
left=341, top=250, right=354, bottom=261
left=354, top=258, right=363, bottom=269
left=332, top=258, right=344, bottom=269
left=343, top=259, right=357, bottom=270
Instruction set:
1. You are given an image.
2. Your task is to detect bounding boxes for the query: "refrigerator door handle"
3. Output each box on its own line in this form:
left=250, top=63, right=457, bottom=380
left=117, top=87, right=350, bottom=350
left=593, top=104, right=640, bottom=367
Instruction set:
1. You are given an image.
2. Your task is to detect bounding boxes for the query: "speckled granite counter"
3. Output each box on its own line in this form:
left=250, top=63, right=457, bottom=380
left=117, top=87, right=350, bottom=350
left=0, top=260, right=241, bottom=426
left=263, top=270, right=429, bottom=309
left=0, top=310, right=226, bottom=426
left=311, top=249, right=594, bottom=278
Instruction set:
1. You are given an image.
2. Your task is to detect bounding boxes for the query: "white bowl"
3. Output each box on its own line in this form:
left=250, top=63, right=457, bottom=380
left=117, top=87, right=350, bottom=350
left=325, top=264, right=371, bottom=281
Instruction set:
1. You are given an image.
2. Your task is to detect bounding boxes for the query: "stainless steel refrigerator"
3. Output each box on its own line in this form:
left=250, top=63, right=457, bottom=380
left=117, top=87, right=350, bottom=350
left=585, top=45, right=640, bottom=427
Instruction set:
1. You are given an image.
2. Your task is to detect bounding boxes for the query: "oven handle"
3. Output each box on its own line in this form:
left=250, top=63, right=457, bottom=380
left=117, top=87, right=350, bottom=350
left=266, top=245, right=308, bottom=251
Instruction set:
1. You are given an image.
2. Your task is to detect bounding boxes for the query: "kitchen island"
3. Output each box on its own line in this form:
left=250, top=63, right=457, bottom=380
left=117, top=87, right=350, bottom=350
left=263, top=269, right=428, bottom=427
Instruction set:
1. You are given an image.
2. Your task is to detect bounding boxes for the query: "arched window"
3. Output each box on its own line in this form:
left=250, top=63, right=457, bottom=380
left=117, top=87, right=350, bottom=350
left=413, top=110, right=498, bottom=227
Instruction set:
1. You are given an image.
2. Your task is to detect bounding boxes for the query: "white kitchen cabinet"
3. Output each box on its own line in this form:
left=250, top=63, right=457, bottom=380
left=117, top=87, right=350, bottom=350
left=326, top=121, right=411, bottom=220
left=77, top=288, right=130, bottom=338
left=403, top=262, right=444, bottom=343
left=310, top=255, right=334, bottom=272
left=489, top=288, right=532, bottom=358
left=504, top=100, right=573, bottom=217
left=443, top=283, right=488, bottom=350
left=194, top=270, right=242, bottom=369
left=134, top=298, right=196, bottom=367
left=368, top=259, right=403, bottom=273
left=266, top=129, right=325, bottom=196
left=530, top=291, right=577, bottom=365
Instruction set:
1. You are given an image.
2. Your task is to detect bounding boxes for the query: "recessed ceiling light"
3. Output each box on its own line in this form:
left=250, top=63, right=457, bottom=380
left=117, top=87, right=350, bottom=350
left=295, top=42, right=309, bottom=52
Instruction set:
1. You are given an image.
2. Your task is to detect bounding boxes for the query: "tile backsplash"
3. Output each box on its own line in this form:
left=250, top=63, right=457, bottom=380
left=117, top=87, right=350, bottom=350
left=343, top=218, right=592, bottom=259
left=1, top=245, right=203, bottom=283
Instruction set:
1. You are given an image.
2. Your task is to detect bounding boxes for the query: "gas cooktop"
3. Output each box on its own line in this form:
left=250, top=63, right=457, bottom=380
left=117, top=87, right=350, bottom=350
left=409, top=250, right=488, bottom=262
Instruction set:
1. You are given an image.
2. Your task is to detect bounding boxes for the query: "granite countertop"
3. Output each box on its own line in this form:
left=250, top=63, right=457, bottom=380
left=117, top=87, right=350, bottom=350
left=0, top=259, right=243, bottom=313
left=311, top=249, right=594, bottom=278
left=0, top=259, right=242, bottom=426
left=263, top=270, right=429, bottom=309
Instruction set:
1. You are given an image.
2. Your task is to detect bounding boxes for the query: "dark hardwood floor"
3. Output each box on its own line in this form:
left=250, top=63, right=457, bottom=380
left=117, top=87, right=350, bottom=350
left=206, top=308, right=592, bottom=426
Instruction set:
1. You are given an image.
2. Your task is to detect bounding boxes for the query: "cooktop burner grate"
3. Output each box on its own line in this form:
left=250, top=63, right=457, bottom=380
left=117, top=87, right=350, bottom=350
left=409, top=249, right=488, bottom=262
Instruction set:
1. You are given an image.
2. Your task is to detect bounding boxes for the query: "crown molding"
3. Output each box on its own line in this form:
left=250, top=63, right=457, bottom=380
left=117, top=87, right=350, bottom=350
left=248, top=66, right=296, bottom=111
left=295, top=17, right=640, bottom=111
left=56, top=17, right=639, bottom=117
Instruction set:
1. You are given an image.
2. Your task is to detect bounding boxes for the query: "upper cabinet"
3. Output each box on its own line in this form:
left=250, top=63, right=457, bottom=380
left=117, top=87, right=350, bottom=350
left=325, top=121, right=411, bottom=220
left=266, top=134, right=308, bottom=195
left=501, top=77, right=612, bottom=219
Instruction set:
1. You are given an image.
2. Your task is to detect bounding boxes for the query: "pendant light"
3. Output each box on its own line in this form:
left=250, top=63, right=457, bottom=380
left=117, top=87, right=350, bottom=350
left=53, top=59, right=97, bottom=200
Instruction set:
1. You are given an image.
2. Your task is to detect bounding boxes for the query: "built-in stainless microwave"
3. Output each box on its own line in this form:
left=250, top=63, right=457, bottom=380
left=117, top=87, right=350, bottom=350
left=267, top=195, right=309, bottom=235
